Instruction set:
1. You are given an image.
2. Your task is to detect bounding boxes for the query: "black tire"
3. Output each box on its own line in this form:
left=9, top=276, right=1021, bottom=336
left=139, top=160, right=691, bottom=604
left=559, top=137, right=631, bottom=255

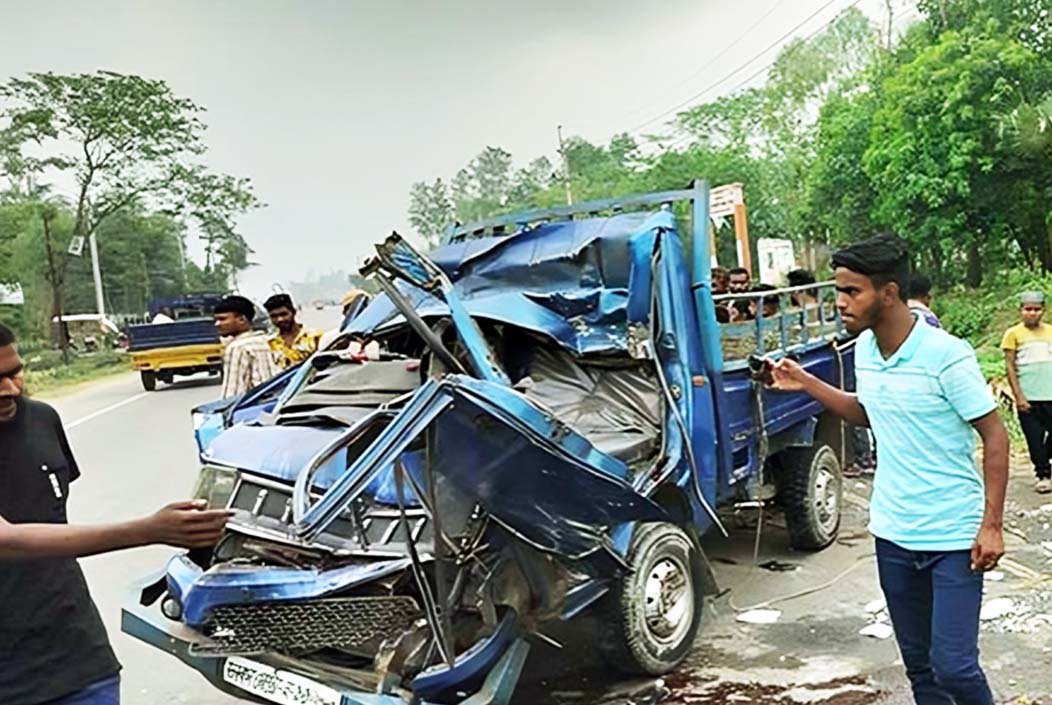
left=598, top=523, right=703, bottom=675
left=140, top=370, right=157, bottom=392
left=780, top=443, right=842, bottom=550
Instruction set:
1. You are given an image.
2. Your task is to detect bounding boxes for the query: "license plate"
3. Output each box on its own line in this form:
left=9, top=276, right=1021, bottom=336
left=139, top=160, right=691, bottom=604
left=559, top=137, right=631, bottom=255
left=222, top=657, right=341, bottom=705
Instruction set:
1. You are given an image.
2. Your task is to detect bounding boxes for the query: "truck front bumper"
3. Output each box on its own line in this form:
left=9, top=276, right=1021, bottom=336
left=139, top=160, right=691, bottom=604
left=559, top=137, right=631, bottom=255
left=121, top=577, right=529, bottom=705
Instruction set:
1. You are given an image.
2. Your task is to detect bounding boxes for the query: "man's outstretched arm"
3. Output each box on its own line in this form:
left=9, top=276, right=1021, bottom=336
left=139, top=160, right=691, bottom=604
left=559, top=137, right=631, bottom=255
left=0, top=500, right=230, bottom=560
left=768, top=357, right=869, bottom=427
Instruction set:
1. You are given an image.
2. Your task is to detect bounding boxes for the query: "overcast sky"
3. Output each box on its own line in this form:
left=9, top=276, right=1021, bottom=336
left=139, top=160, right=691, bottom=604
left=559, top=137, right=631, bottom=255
left=2, top=0, right=916, bottom=300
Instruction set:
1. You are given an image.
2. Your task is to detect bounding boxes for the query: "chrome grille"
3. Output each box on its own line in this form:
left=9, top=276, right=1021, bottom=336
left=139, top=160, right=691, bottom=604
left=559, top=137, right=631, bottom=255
left=191, top=596, right=421, bottom=656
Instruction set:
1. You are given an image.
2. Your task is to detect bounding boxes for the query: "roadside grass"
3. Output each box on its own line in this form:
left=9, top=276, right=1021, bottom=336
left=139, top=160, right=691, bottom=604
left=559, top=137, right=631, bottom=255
left=22, top=347, right=130, bottom=395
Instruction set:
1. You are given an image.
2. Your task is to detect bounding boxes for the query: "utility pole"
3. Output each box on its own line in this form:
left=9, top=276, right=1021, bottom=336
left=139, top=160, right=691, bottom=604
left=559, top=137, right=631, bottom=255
left=884, top=0, right=894, bottom=51
left=88, top=232, right=106, bottom=316
left=557, top=125, right=573, bottom=206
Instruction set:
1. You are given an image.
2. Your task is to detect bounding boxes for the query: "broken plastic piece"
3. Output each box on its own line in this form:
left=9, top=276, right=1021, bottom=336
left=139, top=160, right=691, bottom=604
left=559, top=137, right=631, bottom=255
left=736, top=609, right=781, bottom=624
left=863, top=598, right=886, bottom=614
left=859, top=622, right=894, bottom=639
left=980, top=598, right=1015, bottom=621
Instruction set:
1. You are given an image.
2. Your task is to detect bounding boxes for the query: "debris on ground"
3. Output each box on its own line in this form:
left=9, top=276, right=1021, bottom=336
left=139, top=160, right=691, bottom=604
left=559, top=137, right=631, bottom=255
left=858, top=622, right=894, bottom=640
left=980, top=598, right=1016, bottom=621
left=862, top=598, right=886, bottom=614
left=737, top=609, right=782, bottom=624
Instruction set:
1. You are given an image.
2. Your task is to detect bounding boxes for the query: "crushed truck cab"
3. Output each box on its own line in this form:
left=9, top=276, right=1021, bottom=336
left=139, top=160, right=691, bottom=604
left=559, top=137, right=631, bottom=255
left=123, top=181, right=855, bottom=705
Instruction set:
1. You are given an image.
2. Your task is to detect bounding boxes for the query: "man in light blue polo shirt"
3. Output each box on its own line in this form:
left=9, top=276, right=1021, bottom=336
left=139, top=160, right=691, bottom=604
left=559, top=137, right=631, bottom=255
left=769, top=234, right=1009, bottom=705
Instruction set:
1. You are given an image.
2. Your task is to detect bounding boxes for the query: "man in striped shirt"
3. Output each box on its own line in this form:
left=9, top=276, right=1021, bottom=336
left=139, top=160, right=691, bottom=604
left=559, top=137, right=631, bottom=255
left=214, top=295, right=280, bottom=399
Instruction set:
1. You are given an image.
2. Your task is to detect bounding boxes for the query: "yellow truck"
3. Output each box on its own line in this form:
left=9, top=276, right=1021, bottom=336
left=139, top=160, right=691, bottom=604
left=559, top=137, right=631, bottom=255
left=127, top=295, right=227, bottom=391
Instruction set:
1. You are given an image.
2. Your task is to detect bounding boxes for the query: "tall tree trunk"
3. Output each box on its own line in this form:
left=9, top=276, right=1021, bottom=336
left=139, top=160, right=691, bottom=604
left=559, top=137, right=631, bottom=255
left=965, top=241, right=982, bottom=288
left=1045, top=221, right=1052, bottom=273
left=40, top=211, right=70, bottom=363
left=884, top=0, right=894, bottom=51
left=928, top=242, right=945, bottom=288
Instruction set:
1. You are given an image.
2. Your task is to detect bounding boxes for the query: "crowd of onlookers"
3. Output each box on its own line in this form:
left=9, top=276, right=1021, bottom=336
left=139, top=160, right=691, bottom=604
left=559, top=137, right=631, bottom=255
left=711, top=264, right=1052, bottom=496
left=710, top=265, right=939, bottom=328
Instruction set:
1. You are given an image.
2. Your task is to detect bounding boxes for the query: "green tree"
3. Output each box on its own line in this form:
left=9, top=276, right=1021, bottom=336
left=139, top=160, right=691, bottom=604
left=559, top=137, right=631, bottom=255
left=408, top=178, right=454, bottom=247
left=864, top=28, right=1052, bottom=283
left=0, top=71, right=260, bottom=311
left=918, top=0, right=1052, bottom=58
left=806, top=89, right=879, bottom=244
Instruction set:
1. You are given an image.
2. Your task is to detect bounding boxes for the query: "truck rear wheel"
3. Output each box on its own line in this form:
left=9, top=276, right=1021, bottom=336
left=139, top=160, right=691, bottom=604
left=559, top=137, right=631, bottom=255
left=781, top=444, right=842, bottom=550
left=598, top=523, right=702, bottom=675
left=140, top=370, right=157, bottom=392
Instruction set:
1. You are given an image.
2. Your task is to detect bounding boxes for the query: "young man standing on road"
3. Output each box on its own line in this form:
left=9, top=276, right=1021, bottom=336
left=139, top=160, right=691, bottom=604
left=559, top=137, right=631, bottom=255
left=769, top=234, right=1009, bottom=705
left=0, top=322, right=230, bottom=705
left=264, top=293, right=322, bottom=369
left=214, top=295, right=280, bottom=399
left=1002, top=291, right=1052, bottom=494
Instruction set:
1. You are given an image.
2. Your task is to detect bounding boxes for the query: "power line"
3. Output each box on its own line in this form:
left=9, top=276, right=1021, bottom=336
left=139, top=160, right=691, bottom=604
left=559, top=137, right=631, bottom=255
left=624, top=0, right=844, bottom=136
left=600, top=0, right=786, bottom=137
left=659, top=0, right=865, bottom=152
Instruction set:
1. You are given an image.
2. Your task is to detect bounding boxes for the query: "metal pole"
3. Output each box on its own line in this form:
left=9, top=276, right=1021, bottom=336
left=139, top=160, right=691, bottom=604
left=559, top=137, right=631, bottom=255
left=88, top=232, right=106, bottom=315
left=557, top=125, right=573, bottom=206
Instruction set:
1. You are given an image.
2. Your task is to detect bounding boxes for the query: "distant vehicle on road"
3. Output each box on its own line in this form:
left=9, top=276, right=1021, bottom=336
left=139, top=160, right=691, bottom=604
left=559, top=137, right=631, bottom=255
left=128, top=294, right=265, bottom=392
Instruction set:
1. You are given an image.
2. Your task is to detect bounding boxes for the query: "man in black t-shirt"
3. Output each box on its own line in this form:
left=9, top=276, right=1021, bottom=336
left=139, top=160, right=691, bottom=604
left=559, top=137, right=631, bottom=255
left=0, top=323, right=230, bottom=705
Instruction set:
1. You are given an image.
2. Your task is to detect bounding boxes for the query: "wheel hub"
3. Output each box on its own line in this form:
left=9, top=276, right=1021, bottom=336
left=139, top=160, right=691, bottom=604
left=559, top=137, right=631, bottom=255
left=643, top=556, right=692, bottom=643
left=813, top=465, right=840, bottom=532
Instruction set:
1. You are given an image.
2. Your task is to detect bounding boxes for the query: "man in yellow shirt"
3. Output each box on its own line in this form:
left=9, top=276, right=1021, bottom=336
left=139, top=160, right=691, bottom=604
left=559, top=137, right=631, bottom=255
left=1002, top=291, right=1052, bottom=494
left=264, top=293, right=322, bottom=369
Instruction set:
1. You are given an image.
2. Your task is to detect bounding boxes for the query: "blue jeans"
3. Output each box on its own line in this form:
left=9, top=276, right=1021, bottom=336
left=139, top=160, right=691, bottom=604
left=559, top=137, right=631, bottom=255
left=42, top=675, right=120, bottom=705
left=876, top=538, right=993, bottom=705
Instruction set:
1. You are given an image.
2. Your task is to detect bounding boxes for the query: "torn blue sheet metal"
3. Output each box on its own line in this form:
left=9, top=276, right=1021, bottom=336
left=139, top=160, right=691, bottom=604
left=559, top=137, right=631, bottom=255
left=365, top=234, right=510, bottom=385
left=296, top=375, right=668, bottom=560
left=166, top=554, right=413, bottom=626
left=411, top=611, right=519, bottom=702
left=204, top=423, right=348, bottom=487
left=348, top=211, right=673, bottom=356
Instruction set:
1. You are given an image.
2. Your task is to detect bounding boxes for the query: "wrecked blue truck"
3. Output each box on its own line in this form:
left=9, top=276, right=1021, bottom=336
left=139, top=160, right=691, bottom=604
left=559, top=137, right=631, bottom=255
left=123, top=182, right=854, bottom=705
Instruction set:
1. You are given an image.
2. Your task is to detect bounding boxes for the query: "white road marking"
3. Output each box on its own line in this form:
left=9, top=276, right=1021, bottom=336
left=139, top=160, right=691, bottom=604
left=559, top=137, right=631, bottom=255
left=65, top=392, right=150, bottom=430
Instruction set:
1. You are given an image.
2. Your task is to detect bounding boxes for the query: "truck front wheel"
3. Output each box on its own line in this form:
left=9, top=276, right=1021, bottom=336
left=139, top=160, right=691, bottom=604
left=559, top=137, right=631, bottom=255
left=598, top=523, right=703, bottom=675
left=140, top=370, right=157, bottom=392
left=780, top=444, right=842, bottom=550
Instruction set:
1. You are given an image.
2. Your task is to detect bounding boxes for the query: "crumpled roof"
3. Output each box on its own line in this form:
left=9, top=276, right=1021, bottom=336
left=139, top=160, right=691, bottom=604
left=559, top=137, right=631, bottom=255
left=348, top=210, right=676, bottom=355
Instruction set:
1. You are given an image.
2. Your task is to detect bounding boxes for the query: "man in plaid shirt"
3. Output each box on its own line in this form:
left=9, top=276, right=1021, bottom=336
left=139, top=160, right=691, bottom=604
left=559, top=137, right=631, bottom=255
left=213, top=295, right=280, bottom=399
